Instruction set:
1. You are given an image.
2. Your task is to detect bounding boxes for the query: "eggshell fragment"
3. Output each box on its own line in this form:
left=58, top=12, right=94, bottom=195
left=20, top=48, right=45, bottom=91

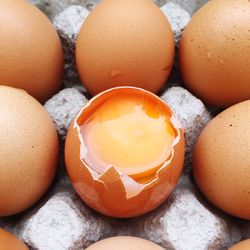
left=193, top=100, right=250, bottom=219
left=0, top=0, right=64, bottom=103
left=0, top=86, right=59, bottom=216
left=0, top=228, right=28, bottom=250
left=65, top=87, right=185, bottom=218
left=86, top=236, right=163, bottom=250
left=76, top=0, right=175, bottom=96
left=179, top=0, right=250, bottom=107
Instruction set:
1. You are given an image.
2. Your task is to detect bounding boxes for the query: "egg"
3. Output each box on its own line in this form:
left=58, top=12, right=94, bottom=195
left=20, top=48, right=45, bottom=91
left=76, top=0, right=174, bottom=96
left=85, top=236, right=163, bottom=250
left=0, top=0, right=64, bottom=103
left=0, top=228, right=28, bottom=250
left=179, top=0, right=250, bottom=108
left=0, top=86, right=58, bottom=216
left=193, top=100, right=250, bottom=219
left=65, top=87, right=184, bottom=218
left=229, top=239, right=250, bottom=250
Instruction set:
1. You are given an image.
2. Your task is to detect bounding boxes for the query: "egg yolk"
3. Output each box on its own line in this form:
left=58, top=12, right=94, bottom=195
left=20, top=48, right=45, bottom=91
left=80, top=92, right=176, bottom=179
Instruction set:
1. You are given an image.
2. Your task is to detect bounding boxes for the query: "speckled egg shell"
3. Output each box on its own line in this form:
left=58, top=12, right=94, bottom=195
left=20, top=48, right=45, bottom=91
left=0, top=228, right=28, bottom=250
left=0, top=86, right=59, bottom=216
left=86, top=236, right=163, bottom=250
left=0, top=0, right=64, bottom=103
left=179, top=0, right=250, bottom=108
left=76, top=0, right=174, bottom=96
left=229, top=239, right=250, bottom=250
left=193, top=100, right=250, bottom=219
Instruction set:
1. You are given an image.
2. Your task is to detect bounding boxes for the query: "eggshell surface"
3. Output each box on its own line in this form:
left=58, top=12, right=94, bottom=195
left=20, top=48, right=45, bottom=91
left=0, top=228, right=28, bottom=250
left=76, top=0, right=174, bottom=96
left=0, top=86, right=59, bottom=216
left=85, top=236, right=163, bottom=250
left=65, top=87, right=185, bottom=218
left=0, top=0, right=64, bottom=103
left=229, top=239, right=250, bottom=250
left=193, top=100, right=250, bottom=219
left=179, top=0, right=250, bottom=107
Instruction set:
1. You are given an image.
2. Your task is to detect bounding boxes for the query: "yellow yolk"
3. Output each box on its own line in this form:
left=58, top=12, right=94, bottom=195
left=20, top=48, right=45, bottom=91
left=80, top=92, right=176, bottom=179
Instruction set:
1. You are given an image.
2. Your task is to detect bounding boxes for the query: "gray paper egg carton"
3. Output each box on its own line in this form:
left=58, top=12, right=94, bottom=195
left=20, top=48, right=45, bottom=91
left=1, top=1, right=248, bottom=249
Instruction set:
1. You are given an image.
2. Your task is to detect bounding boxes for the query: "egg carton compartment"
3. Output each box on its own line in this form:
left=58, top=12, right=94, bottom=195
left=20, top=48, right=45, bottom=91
left=0, top=0, right=248, bottom=249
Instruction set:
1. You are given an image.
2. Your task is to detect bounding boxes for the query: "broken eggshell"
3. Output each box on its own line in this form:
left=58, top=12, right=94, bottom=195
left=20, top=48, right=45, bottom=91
left=65, top=87, right=185, bottom=218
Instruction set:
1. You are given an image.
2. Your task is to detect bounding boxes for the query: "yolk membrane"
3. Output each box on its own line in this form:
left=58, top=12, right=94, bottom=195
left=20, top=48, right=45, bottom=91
left=80, top=92, right=176, bottom=178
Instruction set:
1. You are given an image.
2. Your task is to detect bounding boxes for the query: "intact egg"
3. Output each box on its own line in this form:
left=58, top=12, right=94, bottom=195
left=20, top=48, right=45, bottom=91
left=65, top=87, right=185, bottom=218
left=0, top=86, right=58, bottom=216
left=85, top=236, right=163, bottom=250
left=179, top=0, right=250, bottom=107
left=193, top=100, right=250, bottom=219
left=76, top=0, right=175, bottom=96
left=229, top=239, right=250, bottom=250
left=0, top=228, right=28, bottom=250
left=0, top=0, right=64, bottom=103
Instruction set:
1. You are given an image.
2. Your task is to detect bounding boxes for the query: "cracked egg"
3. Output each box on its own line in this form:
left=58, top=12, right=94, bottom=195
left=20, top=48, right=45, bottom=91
left=65, top=87, right=185, bottom=218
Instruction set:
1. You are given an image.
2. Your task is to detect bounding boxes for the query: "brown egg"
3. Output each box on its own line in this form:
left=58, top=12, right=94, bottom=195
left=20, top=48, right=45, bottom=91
left=85, top=236, right=163, bottom=250
left=0, top=86, right=58, bottom=216
left=193, top=100, right=250, bottom=219
left=65, top=87, right=185, bottom=218
left=0, top=0, right=64, bottom=103
left=0, top=228, right=28, bottom=250
left=179, top=0, right=250, bottom=108
left=76, top=0, right=174, bottom=96
left=229, top=239, right=250, bottom=250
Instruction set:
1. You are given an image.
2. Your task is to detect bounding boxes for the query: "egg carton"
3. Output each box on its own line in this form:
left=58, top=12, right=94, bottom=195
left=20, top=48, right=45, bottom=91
left=1, top=0, right=248, bottom=249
